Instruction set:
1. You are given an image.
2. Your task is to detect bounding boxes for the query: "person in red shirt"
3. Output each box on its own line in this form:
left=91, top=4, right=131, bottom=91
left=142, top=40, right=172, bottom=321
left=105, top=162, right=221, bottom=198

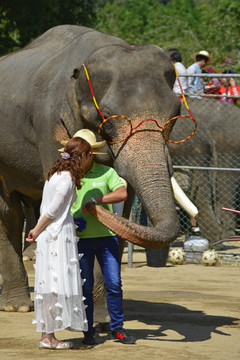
left=219, top=70, right=240, bottom=105
left=228, top=77, right=240, bottom=105
left=204, top=66, right=221, bottom=100
left=205, top=77, right=221, bottom=99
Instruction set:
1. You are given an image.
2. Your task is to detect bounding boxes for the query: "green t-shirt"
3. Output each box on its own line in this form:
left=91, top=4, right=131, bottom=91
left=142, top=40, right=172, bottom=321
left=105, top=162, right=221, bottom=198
left=71, top=161, right=124, bottom=238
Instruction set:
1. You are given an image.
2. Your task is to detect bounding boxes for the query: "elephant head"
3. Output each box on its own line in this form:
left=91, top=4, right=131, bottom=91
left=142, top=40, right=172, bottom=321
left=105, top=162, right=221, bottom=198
left=63, top=44, right=187, bottom=249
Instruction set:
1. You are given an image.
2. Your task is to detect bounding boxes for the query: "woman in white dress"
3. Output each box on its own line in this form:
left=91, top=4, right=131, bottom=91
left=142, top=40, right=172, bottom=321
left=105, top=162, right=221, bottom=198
left=26, top=137, right=91, bottom=349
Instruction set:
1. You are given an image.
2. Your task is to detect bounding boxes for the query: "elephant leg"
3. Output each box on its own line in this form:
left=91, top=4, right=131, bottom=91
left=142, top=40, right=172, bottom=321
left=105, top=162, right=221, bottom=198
left=93, top=260, right=110, bottom=328
left=0, top=191, right=33, bottom=312
left=22, top=204, right=39, bottom=261
left=192, top=171, right=235, bottom=245
left=211, top=171, right=238, bottom=242
left=191, top=172, right=219, bottom=244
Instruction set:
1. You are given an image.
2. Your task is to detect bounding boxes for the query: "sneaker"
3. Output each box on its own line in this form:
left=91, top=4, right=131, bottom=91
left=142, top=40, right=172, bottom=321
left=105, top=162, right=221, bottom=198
left=82, top=331, right=96, bottom=345
left=112, top=328, right=136, bottom=344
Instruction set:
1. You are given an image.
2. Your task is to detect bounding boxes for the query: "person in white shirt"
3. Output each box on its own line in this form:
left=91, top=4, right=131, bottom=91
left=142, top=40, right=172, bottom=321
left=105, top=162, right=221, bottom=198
left=187, top=50, right=213, bottom=97
left=168, top=48, right=188, bottom=97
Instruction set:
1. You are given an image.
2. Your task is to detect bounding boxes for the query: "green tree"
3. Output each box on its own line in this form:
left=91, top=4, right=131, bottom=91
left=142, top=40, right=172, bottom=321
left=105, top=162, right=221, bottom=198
left=1, top=0, right=240, bottom=72
left=0, top=0, right=98, bottom=55
left=94, top=0, right=202, bottom=64
left=197, top=0, right=240, bottom=71
left=94, top=0, right=240, bottom=71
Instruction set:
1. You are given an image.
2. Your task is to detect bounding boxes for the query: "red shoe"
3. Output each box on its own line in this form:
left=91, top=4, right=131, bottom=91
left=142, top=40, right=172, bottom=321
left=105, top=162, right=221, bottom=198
left=112, top=328, right=136, bottom=344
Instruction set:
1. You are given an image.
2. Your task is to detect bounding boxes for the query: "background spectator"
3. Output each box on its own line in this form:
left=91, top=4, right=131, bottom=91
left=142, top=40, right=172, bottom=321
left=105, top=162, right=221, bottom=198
left=187, top=50, right=213, bottom=97
left=219, top=70, right=240, bottom=105
left=168, top=48, right=188, bottom=99
left=204, top=66, right=221, bottom=100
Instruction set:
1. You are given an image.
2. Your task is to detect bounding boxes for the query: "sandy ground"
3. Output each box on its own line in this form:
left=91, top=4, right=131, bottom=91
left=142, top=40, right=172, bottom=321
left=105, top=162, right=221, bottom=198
left=0, top=251, right=240, bottom=360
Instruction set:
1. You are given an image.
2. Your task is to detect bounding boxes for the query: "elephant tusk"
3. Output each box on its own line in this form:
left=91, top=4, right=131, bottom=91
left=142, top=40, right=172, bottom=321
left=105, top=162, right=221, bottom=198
left=171, top=176, right=198, bottom=219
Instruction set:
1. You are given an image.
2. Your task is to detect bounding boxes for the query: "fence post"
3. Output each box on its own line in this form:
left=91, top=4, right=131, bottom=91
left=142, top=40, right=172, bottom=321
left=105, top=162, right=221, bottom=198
left=128, top=241, right=133, bottom=268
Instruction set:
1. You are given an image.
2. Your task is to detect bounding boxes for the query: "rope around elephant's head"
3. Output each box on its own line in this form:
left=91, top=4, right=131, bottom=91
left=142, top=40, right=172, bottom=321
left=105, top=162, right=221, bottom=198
left=82, top=63, right=197, bottom=145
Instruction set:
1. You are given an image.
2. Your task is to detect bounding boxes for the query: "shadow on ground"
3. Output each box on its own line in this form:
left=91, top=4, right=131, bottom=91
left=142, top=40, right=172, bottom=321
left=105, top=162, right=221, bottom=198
left=64, top=298, right=239, bottom=347
left=121, top=299, right=239, bottom=343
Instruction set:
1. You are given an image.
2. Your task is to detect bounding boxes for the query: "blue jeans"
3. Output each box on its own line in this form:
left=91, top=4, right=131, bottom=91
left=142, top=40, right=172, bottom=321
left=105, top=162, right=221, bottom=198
left=78, top=236, right=124, bottom=332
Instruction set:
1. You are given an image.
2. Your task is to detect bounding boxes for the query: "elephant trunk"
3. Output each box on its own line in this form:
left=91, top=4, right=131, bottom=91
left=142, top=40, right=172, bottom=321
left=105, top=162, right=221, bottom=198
left=87, top=139, right=180, bottom=249
left=87, top=203, right=178, bottom=249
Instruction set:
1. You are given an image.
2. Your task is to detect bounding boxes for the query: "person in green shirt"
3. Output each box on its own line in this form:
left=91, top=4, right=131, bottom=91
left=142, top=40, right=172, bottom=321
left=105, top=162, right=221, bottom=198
left=67, top=129, right=136, bottom=345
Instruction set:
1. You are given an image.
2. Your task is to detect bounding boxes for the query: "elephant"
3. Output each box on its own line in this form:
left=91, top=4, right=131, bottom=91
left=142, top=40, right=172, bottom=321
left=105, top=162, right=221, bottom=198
left=0, top=24, right=197, bottom=313
left=169, top=97, right=240, bottom=244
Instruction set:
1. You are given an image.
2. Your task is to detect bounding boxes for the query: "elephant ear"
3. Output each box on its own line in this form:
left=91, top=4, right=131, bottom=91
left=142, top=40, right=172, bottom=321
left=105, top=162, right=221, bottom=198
left=59, top=68, right=83, bottom=141
left=34, top=68, right=84, bottom=176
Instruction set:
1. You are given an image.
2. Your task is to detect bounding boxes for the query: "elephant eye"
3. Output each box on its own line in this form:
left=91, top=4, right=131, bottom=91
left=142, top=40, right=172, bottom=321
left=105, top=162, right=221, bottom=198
left=99, top=107, right=132, bottom=143
left=102, top=108, right=112, bottom=118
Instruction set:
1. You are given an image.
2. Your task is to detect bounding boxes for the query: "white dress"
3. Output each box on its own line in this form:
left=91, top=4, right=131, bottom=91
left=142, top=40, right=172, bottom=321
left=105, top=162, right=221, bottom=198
left=33, top=171, right=88, bottom=333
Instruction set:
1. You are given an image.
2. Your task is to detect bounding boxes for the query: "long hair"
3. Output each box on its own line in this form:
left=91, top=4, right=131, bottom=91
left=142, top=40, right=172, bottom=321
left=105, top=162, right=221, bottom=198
left=47, top=137, right=92, bottom=189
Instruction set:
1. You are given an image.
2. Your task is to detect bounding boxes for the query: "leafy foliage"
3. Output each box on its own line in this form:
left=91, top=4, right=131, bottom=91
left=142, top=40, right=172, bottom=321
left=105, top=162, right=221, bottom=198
left=0, top=0, right=97, bottom=55
left=1, top=0, right=240, bottom=72
left=94, top=0, right=240, bottom=71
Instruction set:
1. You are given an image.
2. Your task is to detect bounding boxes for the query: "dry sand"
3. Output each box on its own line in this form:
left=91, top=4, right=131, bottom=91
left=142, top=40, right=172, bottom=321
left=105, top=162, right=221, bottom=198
left=0, top=251, right=240, bottom=360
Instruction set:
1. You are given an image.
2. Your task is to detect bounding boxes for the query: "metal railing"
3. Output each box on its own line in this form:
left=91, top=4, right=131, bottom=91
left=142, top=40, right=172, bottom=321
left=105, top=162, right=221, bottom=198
left=176, top=73, right=240, bottom=100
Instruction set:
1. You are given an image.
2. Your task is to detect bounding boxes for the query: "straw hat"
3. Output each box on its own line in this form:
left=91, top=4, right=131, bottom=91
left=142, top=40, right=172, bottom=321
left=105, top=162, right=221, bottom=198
left=58, top=129, right=107, bottom=154
left=191, top=50, right=213, bottom=63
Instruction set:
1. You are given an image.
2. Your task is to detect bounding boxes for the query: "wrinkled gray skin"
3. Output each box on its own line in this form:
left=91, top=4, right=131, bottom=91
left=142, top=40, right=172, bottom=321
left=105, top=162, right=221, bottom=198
left=0, top=25, right=180, bottom=312
left=169, top=98, right=240, bottom=243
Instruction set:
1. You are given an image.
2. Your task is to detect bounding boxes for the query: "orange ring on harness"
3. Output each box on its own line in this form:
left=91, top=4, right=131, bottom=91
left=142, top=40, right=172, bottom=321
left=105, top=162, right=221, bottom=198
left=98, top=115, right=133, bottom=144
left=162, top=115, right=197, bottom=143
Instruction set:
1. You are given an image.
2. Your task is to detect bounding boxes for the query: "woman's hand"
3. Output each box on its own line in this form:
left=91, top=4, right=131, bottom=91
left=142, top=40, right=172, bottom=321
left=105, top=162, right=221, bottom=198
left=25, top=215, right=53, bottom=243
left=26, top=228, right=39, bottom=243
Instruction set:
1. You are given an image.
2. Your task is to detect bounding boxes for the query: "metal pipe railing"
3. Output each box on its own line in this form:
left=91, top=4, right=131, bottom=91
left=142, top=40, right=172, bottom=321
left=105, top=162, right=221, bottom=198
left=173, top=166, right=240, bottom=172
left=177, top=73, right=240, bottom=99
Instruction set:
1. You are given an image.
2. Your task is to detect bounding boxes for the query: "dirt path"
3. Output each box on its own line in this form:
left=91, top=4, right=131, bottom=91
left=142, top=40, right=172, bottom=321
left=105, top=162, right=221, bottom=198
left=0, top=252, right=240, bottom=360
